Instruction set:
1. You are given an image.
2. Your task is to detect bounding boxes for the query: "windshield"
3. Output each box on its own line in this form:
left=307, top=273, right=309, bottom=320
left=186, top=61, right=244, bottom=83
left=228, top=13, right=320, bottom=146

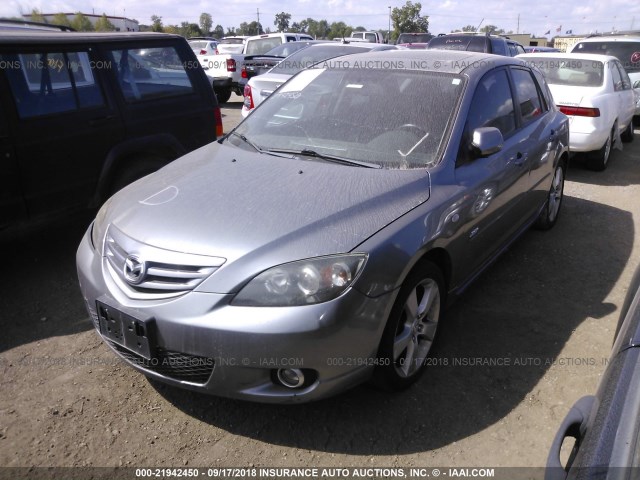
left=573, top=41, right=640, bottom=73
left=220, top=38, right=244, bottom=44
left=524, top=57, right=604, bottom=87
left=246, top=38, right=284, bottom=55
left=271, top=45, right=371, bottom=75
left=230, top=66, right=464, bottom=169
left=264, top=42, right=315, bottom=58
left=398, top=33, right=433, bottom=44
left=428, top=36, right=488, bottom=52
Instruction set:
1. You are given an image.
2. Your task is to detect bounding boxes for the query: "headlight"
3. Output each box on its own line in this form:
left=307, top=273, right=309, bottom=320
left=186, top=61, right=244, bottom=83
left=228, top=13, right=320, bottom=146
left=232, top=254, right=367, bottom=307
left=90, top=198, right=113, bottom=253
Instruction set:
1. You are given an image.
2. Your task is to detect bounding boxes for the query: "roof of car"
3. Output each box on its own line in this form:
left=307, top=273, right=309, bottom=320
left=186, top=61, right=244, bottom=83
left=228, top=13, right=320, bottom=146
left=517, top=52, right=621, bottom=63
left=577, top=35, right=640, bottom=42
left=317, top=49, right=517, bottom=74
left=0, top=31, right=183, bottom=45
left=307, top=41, right=394, bottom=50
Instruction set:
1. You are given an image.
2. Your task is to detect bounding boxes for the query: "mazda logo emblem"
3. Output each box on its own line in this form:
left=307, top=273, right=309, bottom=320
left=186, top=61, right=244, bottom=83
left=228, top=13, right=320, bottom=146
left=124, top=255, right=146, bottom=285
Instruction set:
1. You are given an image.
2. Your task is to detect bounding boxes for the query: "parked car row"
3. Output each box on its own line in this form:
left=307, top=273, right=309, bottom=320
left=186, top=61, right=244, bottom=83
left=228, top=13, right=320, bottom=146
left=199, top=32, right=314, bottom=103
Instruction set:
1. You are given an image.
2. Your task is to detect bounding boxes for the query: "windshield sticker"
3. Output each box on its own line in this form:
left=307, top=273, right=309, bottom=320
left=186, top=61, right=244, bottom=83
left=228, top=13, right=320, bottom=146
left=452, top=78, right=461, bottom=85
left=346, top=84, right=363, bottom=89
left=632, top=52, right=640, bottom=63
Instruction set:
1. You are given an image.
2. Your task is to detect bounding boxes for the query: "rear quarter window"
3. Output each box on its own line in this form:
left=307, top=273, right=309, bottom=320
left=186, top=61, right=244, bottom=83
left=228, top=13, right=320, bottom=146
left=109, top=46, right=195, bottom=102
left=2, top=50, right=105, bottom=118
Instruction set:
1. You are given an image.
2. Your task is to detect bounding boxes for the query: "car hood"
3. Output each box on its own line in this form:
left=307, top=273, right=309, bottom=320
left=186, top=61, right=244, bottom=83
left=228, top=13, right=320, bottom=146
left=103, top=142, right=431, bottom=293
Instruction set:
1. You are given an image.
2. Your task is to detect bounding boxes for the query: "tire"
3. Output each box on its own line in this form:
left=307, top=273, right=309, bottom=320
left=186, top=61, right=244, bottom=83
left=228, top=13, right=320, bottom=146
left=621, top=122, right=634, bottom=143
left=372, top=261, right=444, bottom=391
left=534, top=160, right=565, bottom=230
left=109, top=157, right=167, bottom=196
left=587, top=129, right=613, bottom=171
left=214, top=87, right=232, bottom=104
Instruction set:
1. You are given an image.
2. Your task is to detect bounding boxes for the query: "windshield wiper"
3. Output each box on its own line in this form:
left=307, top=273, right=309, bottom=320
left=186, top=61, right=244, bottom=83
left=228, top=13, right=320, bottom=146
left=222, top=133, right=300, bottom=159
left=267, top=148, right=381, bottom=169
left=223, top=131, right=263, bottom=153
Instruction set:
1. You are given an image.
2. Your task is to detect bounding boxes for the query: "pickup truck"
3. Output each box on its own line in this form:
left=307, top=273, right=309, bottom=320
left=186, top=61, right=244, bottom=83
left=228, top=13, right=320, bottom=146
left=349, top=31, right=385, bottom=43
left=241, top=40, right=332, bottom=86
left=200, top=32, right=313, bottom=103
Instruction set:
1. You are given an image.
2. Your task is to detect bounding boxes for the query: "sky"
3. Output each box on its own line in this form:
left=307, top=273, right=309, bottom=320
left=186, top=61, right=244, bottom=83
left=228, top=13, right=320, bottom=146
left=3, top=0, right=640, bottom=39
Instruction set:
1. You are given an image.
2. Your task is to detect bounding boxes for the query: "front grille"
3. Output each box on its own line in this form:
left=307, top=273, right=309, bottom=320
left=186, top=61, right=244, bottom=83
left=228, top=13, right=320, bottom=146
left=108, top=341, right=215, bottom=384
left=104, top=226, right=225, bottom=299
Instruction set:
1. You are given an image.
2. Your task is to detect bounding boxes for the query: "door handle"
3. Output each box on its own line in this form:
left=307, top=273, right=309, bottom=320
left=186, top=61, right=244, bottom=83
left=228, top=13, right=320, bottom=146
left=512, top=152, right=527, bottom=166
left=89, top=115, right=116, bottom=127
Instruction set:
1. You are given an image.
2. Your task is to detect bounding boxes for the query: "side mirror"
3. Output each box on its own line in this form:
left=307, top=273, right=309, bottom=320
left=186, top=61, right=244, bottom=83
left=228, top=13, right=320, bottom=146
left=471, top=127, right=504, bottom=157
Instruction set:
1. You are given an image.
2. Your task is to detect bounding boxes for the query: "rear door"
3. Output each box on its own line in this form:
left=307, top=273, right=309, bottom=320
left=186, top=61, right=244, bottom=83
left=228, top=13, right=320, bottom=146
left=454, top=67, right=532, bottom=274
left=0, top=45, right=125, bottom=218
left=613, top=60, right=636, bottom=130
left=508, top=66, right=558, bottom=214
left=103, top=40, right=217, bottom=153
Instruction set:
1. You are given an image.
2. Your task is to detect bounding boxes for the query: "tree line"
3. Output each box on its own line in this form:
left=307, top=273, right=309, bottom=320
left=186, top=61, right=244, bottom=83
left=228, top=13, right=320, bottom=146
left=27, top=3, right=515, bottom=41
left=29, top=9, right=118, bottom=31
left=150, top=1, right=430, bottom=42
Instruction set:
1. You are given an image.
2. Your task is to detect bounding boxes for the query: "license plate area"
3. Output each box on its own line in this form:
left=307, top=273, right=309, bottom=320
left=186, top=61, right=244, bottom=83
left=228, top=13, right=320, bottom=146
left=96, top=300, right=155, bottom=360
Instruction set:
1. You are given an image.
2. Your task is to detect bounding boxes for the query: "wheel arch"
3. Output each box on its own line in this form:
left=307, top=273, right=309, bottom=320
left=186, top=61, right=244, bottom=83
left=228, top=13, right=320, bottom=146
left=91, top=134, right=186, bottom=206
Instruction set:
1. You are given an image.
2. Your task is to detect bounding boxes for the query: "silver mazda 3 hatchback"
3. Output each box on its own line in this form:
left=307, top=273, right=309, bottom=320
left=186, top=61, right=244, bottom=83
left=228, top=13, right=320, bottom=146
left=77, top=50, right=569, bottom=403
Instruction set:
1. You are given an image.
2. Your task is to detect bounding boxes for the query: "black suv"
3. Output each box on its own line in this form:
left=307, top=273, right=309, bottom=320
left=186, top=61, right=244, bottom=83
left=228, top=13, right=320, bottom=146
left=0, top=31, right=222, bottom=230
left=428, top=32, right=526, bottom=56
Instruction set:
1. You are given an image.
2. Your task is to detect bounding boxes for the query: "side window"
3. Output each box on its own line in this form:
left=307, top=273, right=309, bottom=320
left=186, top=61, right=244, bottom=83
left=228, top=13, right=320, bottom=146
left=610, top=61, right=623, bottom=91
left=460, top=69, right=515, bottom=162
left=286, top=36, right=296, bottom=42
left=2, top=51, right=105, bottom=118
left=511, top=68, right=544, bottom=124
left=615, top=62, right=632, bottom=90
left=532, top=70, right=551, bottom=112
left=507, top=43, right=518, bottom=56
left=491, top=39, right=507, bottom=56
left=110, top=46, right=194, bottom=102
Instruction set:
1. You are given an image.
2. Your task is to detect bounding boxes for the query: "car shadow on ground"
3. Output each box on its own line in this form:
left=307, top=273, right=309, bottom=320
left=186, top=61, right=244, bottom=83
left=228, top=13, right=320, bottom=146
left=152, top=193, right=633, bottom=455
left=0, top=210, right=95, bottom=353
left=567, top=136, right=640, bottom=187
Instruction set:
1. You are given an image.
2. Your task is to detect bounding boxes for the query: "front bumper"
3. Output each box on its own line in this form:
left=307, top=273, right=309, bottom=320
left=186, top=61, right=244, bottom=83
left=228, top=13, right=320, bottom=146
left=76, top=225, right=396, bottom=403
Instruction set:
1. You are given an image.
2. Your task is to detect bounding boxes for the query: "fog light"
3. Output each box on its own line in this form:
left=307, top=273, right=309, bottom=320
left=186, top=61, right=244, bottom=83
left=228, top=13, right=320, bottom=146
left=276, top=368, right=305, bottom=388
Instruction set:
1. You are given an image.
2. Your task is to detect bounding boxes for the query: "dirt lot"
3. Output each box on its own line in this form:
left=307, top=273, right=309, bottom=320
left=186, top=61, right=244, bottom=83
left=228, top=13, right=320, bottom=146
left=1, top=97, right=639, bottom=474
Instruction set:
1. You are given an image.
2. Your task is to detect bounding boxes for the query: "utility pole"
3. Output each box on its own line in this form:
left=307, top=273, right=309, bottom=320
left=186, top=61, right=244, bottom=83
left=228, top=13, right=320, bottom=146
left=517, top=14, right=520, bottom=34
left=388, top=6, right=391, bottom=44
left=257, top=8, right=260, bottom=34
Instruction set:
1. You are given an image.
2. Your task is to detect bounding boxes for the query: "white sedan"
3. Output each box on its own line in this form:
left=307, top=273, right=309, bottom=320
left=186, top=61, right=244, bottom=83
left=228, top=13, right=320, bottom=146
left=518, top=53, right=635, bottom=170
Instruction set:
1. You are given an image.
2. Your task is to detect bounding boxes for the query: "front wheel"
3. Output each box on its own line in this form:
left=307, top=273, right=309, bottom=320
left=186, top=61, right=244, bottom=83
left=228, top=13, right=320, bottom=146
left=534, top=161, right=565, bottom=230
left=372, top=261, right=444, bottom=391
